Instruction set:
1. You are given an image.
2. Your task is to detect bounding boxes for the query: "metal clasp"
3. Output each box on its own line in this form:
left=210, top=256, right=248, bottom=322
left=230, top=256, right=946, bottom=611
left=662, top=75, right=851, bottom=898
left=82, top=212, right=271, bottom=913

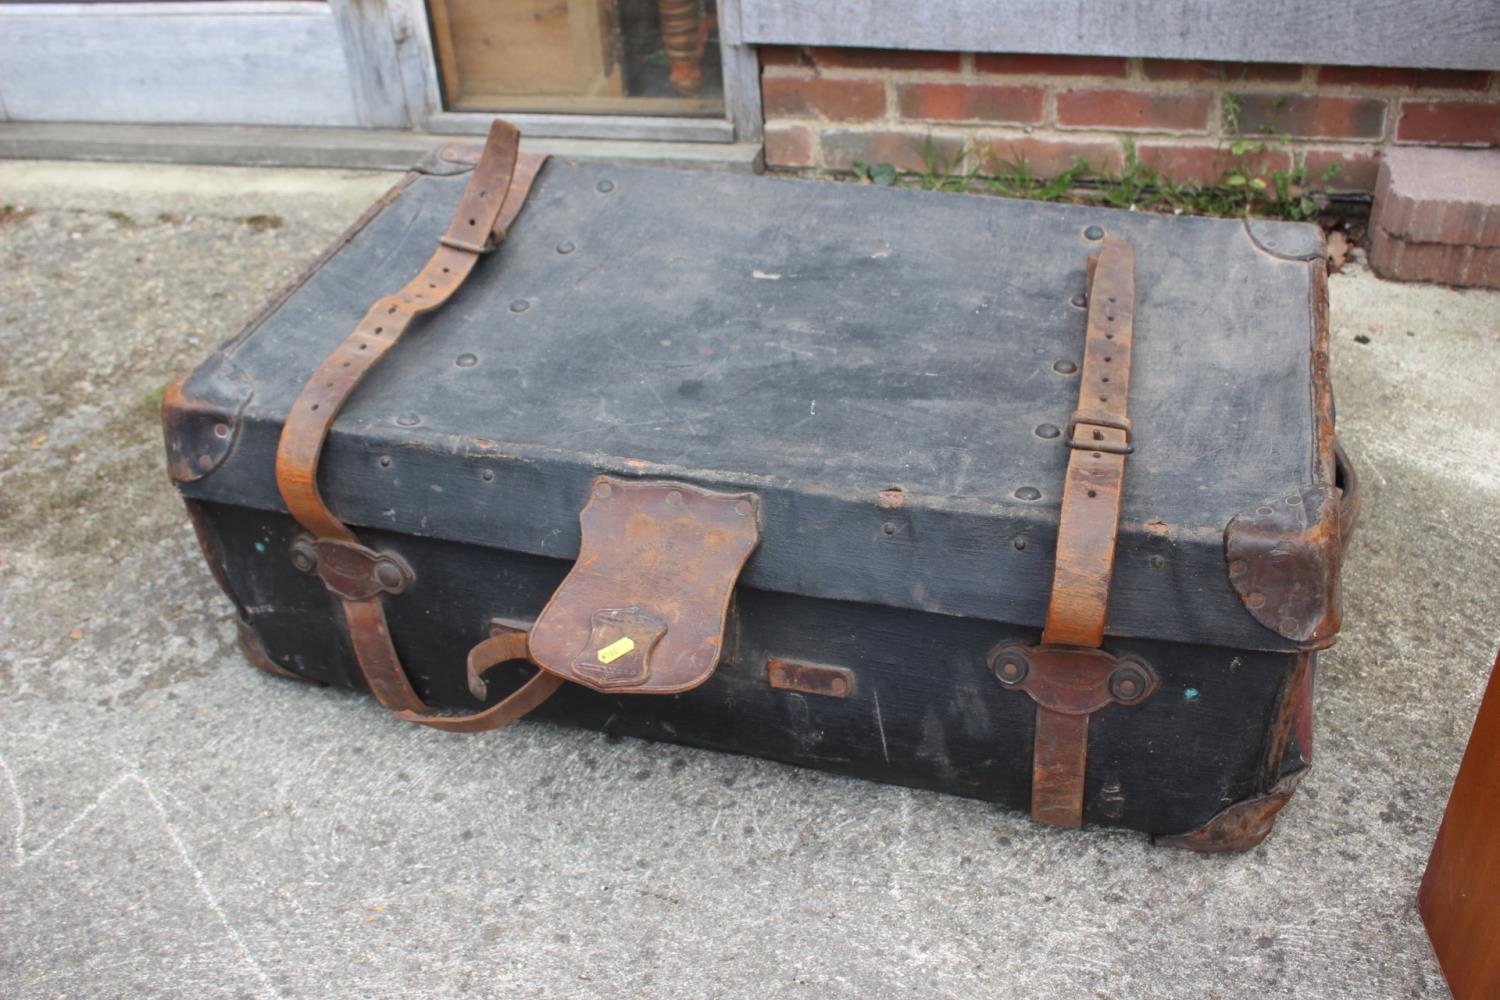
left=1065, top=413, right=1133, bottom=455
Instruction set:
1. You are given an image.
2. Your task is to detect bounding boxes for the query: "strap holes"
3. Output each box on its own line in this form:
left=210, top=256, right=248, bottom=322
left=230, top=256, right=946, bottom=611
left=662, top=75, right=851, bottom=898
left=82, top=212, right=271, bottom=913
left=1092, top=430, right=1103, bottom=440
left=358, top=343, right=367, bottom=350
left=310, top=403, right=320, bottom=411
left=1101, top=376, right=1111, bottom=383
left=1105, top=332, right=1115, bottom=339
left=1092, top=451, right=1102, bottom=458
left=387, top=305, right=397, bottom=314
left=442, top=267, right=450, bottom=273
left=325, top=380, right=333, bottom=387
left=375, top=326, right=384, bottom=335
left=468, top=218, right=477, bottom=226
left=428, top=283, right=437, bottom=289
left=1104, top=356, right=1112, bottom=362
left=1099, top=395, right=1109, bottom=402
left=1087, top=489, right=1098, bottom=498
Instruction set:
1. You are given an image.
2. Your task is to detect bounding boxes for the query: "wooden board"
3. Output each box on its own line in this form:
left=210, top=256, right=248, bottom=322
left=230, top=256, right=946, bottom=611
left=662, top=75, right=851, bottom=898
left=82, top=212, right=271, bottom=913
left=0, top=2, right=359, bottom=127
left=736, top=0, right=1500, bottom=73
left=1420, top=649, right=1500, bottom=1000
left=427, top=0, right=625, bottom=106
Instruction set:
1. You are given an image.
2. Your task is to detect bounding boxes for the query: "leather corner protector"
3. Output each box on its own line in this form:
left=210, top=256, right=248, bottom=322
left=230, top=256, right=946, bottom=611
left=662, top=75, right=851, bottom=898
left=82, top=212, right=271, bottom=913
left=1225, top=483, right=1345, bottom=646
left=1242, top=217, right=1326, bottom=262
left=1153, top=768, right=1307, bottom=853
left=413, top=141, right=484, bottom=176
left=162, top=352, right=254, bottom=483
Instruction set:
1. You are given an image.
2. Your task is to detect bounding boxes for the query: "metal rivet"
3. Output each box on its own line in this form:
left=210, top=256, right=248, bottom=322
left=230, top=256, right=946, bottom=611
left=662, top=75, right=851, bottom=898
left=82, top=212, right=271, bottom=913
left=212, top=423, right=230, bottom=439
left=1035, top=423, right=1060, bottom=439
left=994, top=656, right=1028, bottom=685
left=289, top=541, right=317, bottom=574
left=556, top=241, right=575, bottom=255
left=830, top=677, right=849, bottom=697
left=1285, top=494, right=1303, bottom=506
left=481, top=469, right=494, bottom=482
left=1013, top=536, right=1027, bottom=551
left=1280, top=618, right=1299, bottom=635
left=1069, top=293, right=1087, bottom=309
left=882, top=522, right=896, bottom=535
left=378, top=456, right=393, bottom=468
left=1110, top=664, right=1148, bottom=702
left=1014, top=486, right=1041, bottom=501
left=1257, top=506, right=1274, bottom=516
left=1053, top=360, right=1078, bottom=375
left=667, top=490, right=684, bottom=507
left=456, top=353, right=478, bottom=367
left=1148, top=554, right=1165, bottom=569
left=509, top=299, right=531, bottom=314
left=1247, top=592, right=1266, bottom=609
left=1229, top=560, right=1247, bottom=575
left=1085, top=225, right=1105, bottom=241
left=376, top=563, right=404, bottom=590
left=197, top=454, right=213, bottom=469
left=396, top=414, right=421, bottom=427
left=734, top=499, right=752, bottom=517
left=594, top=482, right=613, bottom=499
left=596, top=180, right=615, bottom=193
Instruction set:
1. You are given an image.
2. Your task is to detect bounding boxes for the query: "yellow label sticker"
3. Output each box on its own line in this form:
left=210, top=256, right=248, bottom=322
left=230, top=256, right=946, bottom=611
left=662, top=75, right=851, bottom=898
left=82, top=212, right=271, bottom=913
left=596, top=636, right=636, bottom=664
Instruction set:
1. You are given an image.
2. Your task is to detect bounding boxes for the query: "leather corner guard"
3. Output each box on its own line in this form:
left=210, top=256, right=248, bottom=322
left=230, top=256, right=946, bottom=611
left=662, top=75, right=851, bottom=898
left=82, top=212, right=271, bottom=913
left=273, top=118, right=553, bottom=731
left=529, top=478, right=760, bottom=695
left=998, top=235, right=1153, bottom=829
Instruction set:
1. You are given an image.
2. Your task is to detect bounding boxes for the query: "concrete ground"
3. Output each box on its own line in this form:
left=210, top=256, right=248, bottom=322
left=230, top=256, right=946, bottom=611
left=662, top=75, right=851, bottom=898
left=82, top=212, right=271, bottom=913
left=1, top=159, right=1498, bottom=1000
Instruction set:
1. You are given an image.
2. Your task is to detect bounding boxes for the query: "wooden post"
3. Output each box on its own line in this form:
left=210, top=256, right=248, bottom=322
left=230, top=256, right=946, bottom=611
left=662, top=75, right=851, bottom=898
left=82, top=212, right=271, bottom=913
left=1419, top=648, right=1500, bottom=1000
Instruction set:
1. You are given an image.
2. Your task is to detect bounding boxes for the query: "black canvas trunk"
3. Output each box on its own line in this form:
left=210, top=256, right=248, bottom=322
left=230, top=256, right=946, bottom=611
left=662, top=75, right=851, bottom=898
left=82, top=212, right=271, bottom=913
left=164, top=134, right=1356, bottom=850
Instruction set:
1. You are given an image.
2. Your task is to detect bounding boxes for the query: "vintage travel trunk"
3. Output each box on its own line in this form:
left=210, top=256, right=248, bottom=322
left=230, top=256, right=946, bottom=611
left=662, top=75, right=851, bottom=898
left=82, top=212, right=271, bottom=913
left=164, top=123, right=1357, bottom=850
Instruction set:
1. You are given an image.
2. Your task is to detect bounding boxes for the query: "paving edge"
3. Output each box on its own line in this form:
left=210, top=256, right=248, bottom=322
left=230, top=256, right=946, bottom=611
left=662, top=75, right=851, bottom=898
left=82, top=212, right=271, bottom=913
left=0, top=122, right=765, bottom=175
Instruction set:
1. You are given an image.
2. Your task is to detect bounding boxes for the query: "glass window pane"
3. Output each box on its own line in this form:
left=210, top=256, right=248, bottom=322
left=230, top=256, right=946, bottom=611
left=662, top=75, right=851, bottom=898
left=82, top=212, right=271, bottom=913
left=427, top=0, right=724, bottom=116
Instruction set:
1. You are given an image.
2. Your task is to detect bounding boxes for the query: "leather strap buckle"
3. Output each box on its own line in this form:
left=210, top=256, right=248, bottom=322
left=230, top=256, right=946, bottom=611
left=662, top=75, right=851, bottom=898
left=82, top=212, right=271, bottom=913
left=1066, top=413, right=1133, bottom=454
left=438, top=233, right=499, bottom=255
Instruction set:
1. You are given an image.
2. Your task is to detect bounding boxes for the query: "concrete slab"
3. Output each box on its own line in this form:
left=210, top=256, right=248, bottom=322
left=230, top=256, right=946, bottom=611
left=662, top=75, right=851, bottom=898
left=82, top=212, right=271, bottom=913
left=2, top=161, right=1499, bottom=999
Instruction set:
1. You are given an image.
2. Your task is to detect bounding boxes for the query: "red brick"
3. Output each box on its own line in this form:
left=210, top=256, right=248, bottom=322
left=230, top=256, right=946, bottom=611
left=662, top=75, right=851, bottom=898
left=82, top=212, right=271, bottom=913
left=895, top=82, right=1043, bottom=124
left=757, top=46, right=809, bottom=68
left=984, top=136, right=1123, bottom=177
left=1315, top=66, right=1491, bottom=90
left=761, top=75, right=886, bottom=120
left=974, top=54, right=1128, bottom=77
left=821, top=129, right=966, bottom=174
left=1303, top=149, right=1383, bottom=192
left=1232, top=93, right=1387, bottom=139
left=1370, top=231, right=1500, bottom=288
left=1141, top=60, right=1302, bottom=83
left=1397, top=100, right=1500, bottom=146
left=764, top=123, right=815, bottom=168
left=1056, top=89, right=1213, bottom=133
left=1135, top=142, right=1292, bottom=186
left=1372, top=148, right=1500, bottom=246
left=810, top=47, right=961, bottom=73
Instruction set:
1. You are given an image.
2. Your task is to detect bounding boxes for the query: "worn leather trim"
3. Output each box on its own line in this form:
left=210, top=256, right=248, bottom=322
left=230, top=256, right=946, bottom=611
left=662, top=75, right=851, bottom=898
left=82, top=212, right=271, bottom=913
left=272, top=119, right=552, bottom=731
left=1153, top=768, right=1307, bottom=853
left=1017, top=237, right=1142, bottom=829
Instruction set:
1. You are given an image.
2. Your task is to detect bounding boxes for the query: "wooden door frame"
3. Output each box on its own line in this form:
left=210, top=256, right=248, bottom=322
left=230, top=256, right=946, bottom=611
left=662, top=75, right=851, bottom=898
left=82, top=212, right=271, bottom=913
left=369, top=0, right=761, bottom=142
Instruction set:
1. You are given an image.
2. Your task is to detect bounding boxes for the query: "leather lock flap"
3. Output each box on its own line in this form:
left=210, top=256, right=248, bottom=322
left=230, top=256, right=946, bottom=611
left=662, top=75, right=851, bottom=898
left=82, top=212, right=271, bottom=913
left=529, top=477, right=760, bottom=694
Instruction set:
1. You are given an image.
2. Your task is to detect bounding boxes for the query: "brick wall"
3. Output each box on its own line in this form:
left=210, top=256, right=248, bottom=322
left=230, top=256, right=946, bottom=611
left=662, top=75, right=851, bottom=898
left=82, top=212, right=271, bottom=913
left=760, top=48, right=1500, bottom=194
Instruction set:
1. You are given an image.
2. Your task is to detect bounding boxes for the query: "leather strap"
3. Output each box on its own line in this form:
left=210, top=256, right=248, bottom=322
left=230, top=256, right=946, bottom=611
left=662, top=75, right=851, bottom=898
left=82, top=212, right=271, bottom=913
left=1031, top=237, right=1137, bottom=827
left=274, top=119, right=555, bottom=731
